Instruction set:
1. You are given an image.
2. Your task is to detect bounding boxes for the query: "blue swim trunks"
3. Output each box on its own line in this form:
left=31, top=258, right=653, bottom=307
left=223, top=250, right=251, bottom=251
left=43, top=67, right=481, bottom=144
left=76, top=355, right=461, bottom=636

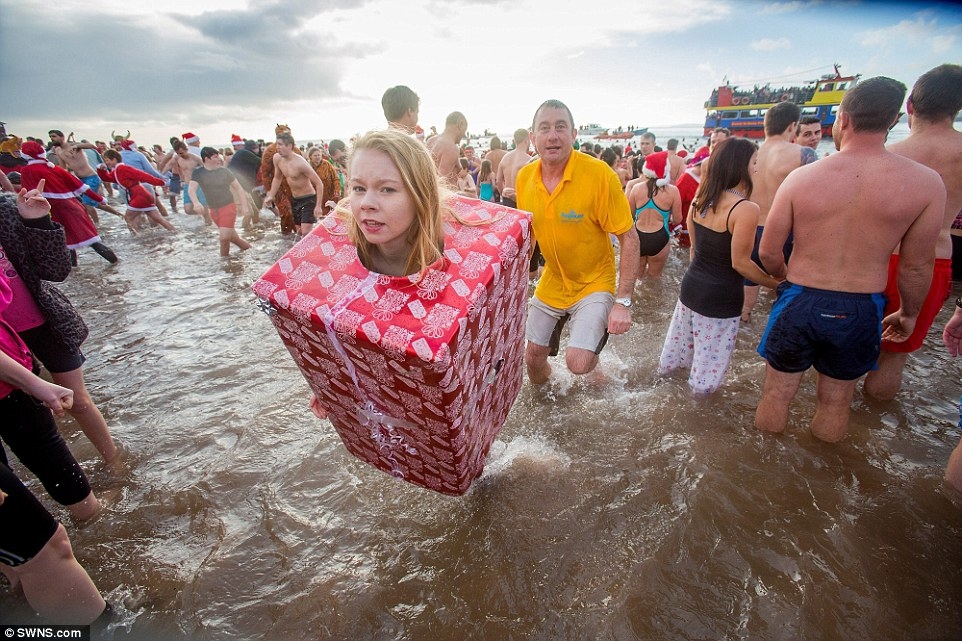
left=757, top=282, right=886, bottom=380
left=79, top=174, right=103, bottom=206
left=744, top=226, right=793, bottom=287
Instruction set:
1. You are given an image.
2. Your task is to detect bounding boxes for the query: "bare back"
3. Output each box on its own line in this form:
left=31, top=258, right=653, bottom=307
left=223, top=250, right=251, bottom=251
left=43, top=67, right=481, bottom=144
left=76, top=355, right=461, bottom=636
left=497, top=148, right=532, bottom=200
left=751, top=138, right=805, bottom=225
left=888, top=125, right=962, bottom=259
left=484, top=148, right=507, bottom=175
left=763, top=147, right=945, bottom=292
left=426, top=135, right=460, bottom=183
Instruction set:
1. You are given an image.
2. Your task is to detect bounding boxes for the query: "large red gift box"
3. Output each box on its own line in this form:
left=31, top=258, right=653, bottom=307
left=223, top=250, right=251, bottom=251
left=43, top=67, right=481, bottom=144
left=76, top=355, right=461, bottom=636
left=253, top=196, right=532, bottom=495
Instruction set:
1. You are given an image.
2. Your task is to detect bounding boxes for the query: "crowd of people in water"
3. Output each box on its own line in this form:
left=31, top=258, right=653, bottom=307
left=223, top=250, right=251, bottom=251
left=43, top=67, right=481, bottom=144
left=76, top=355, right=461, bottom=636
left=0, top=63, right=961, bottom=628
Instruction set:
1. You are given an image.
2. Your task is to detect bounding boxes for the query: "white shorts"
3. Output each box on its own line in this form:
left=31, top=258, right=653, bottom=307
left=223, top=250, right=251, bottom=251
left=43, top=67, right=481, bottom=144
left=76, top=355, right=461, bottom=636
left=526, top=291, right=613, bottom=355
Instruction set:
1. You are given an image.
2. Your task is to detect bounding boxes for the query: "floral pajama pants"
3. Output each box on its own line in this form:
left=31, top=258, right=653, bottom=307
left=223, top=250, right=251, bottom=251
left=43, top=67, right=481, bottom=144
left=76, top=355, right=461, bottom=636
left=657, top=300, right=740, bottom=394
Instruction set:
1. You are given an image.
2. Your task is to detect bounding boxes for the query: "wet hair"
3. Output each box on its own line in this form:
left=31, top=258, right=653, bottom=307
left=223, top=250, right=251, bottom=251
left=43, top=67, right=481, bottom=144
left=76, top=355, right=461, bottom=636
left=172, top=140, right=187, bottom=152
left=839, top=76, right=906, bottom=133
left=328, top=139, right=346, bottom=155
left=276, top=132, right=296, bottom=146
left=764, top=101, right=801, bottom=136
left=48, top=130, right=64, bottom=137
left=532, top=99, right=574, bottom=130
left=102, top=149, right=121, bottom=162
left=600, top=148, right=617, bottom=168
left=345, top=128, right=448, bottom=276
left=478, top=159, right=493, bottom=182
left=200, top=146, right=220, bottom=160
left=908, top=64, right=962, bottom=121
left=513, top=128, right=529, bottom=146
left=692, top=137, right=758, bottom=213
left=381, top=85, right=420, bottom=123
left=666, top=138, right=679, bottom=151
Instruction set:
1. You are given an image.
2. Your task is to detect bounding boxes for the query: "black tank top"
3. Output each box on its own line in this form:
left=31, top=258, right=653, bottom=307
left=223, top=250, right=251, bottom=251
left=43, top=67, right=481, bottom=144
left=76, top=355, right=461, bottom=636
left=679, top=199, right=746, bottom=318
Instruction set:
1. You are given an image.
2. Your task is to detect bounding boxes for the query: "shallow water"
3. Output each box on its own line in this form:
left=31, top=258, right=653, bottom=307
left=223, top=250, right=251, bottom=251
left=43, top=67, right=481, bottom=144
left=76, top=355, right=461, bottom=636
left=1, top=202, right=961, bottom=641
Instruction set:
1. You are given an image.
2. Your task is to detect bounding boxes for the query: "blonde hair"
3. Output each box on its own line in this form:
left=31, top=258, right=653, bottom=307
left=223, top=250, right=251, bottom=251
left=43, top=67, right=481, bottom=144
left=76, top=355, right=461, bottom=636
left=343, top=129, right=449, bottom=276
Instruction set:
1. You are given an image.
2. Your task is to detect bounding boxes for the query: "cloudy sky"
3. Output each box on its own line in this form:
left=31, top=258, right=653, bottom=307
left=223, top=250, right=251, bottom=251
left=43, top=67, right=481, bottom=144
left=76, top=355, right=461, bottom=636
left=1, top=0, right=960, bottom=147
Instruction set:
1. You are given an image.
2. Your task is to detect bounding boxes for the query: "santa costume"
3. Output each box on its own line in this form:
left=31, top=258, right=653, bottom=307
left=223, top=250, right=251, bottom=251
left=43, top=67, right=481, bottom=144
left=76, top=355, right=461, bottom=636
left=18, top=141, right=104, bottom=250
left=96, top=163, right=166, bottom=212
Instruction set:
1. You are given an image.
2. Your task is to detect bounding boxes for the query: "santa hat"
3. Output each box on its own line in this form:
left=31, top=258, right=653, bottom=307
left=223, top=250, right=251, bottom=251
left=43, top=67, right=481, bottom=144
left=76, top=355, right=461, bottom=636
left=642, top=151, right=670, bottom=187
left=677, top=149, right=688, bottom=159
left=19, top=141, right=53, bottom=166
left=120, top=139, right=137, bottom=151
left=182, top=132, right=199, bottom=146
left=231, top=134, right=245, bottom=149
left=688, top=146, right=711, bottom=166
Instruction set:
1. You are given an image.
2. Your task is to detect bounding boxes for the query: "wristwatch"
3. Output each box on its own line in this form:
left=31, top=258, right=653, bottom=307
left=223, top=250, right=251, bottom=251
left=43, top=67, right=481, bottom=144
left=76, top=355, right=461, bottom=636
left=614, top=297, right=632, bottom=309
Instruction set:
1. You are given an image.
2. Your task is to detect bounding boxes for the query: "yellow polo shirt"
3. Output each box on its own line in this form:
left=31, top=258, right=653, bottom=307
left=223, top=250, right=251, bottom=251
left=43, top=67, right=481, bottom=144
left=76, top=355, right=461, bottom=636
left=517, top=151, right=633, bottom=309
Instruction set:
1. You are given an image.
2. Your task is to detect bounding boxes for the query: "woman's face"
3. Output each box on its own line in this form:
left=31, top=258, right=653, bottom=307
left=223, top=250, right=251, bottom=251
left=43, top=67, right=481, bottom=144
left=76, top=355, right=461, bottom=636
left=349, top=148, right=417, bottom=256
left=309, top=149, right=322, bottom=166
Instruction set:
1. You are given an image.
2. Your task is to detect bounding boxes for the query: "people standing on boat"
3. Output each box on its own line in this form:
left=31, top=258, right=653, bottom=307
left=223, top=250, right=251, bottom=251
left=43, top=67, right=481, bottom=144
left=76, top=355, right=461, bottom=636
left=795, top=116, right=823, bottom=154
left=516, top=99, right=639, bottom=384
left=381, top=85, right=420, bottom=133
left=863, top=64, right=962, bottom=401
left=741, top=101, right=812, bottom=323
left=629, top=151, right=681, bottom=281
left=426, top=112, right=468, bottom=184
left=754, top=77, right=945, bottom=443
left=658, top=138, right=780, bottom=395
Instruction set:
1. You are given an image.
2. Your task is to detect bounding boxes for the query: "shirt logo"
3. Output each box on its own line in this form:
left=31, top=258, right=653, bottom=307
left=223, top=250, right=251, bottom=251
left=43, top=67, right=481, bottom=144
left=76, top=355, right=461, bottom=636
left=559, top=210, right=584, bottom=223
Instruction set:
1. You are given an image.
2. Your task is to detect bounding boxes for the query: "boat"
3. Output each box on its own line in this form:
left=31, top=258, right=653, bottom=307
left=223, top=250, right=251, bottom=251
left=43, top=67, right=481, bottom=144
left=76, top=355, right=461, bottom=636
left=632, top=127, right=648, bottom=136
left=578, top=123, right=607, bottom=135
left=703, top=65, right=860, bottom=139
left=595, top=132, right=634, bottom=140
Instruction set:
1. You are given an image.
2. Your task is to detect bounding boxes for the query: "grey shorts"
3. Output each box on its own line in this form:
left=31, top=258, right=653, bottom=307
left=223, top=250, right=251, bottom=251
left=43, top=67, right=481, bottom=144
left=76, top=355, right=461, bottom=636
left=526, top=291, right=613, bottom=356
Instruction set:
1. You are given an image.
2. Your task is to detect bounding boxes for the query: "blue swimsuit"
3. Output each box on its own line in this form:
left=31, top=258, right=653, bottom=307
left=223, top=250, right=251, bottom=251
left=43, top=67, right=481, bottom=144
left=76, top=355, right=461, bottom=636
left=635, top=199, right=672, bottom=256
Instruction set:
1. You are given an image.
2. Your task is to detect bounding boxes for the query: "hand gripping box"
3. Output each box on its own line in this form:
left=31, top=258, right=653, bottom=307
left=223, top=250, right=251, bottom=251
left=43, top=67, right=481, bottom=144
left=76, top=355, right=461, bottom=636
left=253, top=196, right=532, bottom=495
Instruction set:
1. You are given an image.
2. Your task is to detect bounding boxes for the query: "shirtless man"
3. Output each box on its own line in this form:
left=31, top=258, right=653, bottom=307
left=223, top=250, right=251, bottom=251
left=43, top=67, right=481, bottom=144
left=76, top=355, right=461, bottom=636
left=863, top=64, right=962, bottom=400
left=665, top=138, right=685, bottom=184
left=381, top=85, right=419, bottom=132
left=264, top=132, right=324, bottom=237
left=754, top=77, right=945, bottom=443
left=426, top=111, right=468, bottom=184
left=47, top=130, right=122, bottom=222
left=741, top=101, right=815, bottom=322
left=159, top=141, right=207, bottom=223
left=496, top=128, right=532, bottom=209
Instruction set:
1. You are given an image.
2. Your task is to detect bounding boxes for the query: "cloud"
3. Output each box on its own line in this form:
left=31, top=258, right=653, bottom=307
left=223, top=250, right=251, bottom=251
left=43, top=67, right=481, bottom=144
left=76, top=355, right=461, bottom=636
left=760, top=0, right=822, bottom=14
left=857, top=11, right=960, bottom=54
left=751, top=37, right=791, bottom=51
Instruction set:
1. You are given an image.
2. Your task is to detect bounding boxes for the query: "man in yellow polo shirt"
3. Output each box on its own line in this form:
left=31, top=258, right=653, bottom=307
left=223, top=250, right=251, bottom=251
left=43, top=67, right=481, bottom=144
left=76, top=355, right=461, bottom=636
left=517, top=99, right=640, bottom=384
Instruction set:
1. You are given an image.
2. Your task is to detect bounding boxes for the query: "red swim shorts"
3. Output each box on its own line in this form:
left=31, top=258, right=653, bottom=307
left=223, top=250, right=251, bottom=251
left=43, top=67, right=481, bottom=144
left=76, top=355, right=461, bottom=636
left=210, top=202, right=237, bottom=229
left=881, top=254, right=952, bottom=353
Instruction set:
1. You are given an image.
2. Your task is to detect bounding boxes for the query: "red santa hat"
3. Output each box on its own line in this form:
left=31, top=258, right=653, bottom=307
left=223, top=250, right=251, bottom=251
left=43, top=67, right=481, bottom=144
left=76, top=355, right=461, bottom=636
left=120, top=139, right=137, bottom=151
left=182, top=132, right=199, bottom=146
left=642, top=150, right=670, bottom=186
left=231, top=134, right=245, bottom=149
left=19, top=140, right=53, bottom=166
